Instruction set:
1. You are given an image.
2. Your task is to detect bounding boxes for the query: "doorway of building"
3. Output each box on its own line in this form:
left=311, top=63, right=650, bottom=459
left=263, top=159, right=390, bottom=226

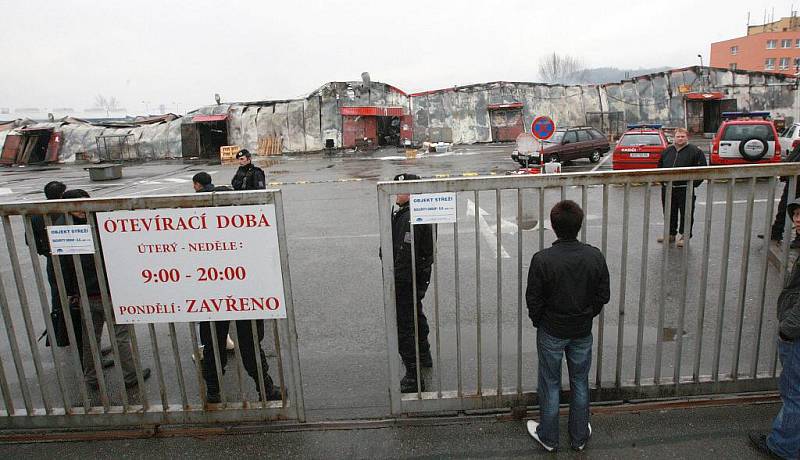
left=182, top=115, right=229, bottom=160
left=377, top=116, right=400, bottom=146
left=685, top=95, right=736, bottom=134
left=488, top=103, right=525, bottom=142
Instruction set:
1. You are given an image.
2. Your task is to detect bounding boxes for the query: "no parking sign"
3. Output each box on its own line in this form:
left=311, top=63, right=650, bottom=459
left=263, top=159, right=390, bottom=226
left=531, top=116, right=555, bottom=140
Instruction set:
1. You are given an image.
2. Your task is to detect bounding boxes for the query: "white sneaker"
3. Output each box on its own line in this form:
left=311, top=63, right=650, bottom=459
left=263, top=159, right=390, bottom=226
left=526, top=420, right=555, bottom=452
left=574, top=422, right=592, bottom=452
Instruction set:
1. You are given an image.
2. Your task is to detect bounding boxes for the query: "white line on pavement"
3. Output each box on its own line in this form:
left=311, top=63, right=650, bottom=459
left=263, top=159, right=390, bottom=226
left=590, top=153, right=612, bottom=172
left=466, top=199, right=510, bottom=259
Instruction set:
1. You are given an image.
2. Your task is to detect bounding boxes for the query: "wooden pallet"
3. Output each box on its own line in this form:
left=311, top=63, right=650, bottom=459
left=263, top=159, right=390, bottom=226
left=258, top=137, right=283, bottom=156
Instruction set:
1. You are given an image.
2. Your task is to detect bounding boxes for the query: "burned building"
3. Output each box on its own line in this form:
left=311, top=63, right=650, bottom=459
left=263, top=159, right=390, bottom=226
left=0, top=67, right=796, bottom=163
left=410, top=66, right=798, bottom=144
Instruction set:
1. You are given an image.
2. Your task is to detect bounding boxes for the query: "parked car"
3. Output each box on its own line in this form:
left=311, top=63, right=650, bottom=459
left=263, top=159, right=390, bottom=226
left=709, top=111, right=781, bottom=165
left=778, top=122, right=800, bottom=158
left=612, top=124, right=669, bottom=170
left=511, top=126, right=609, bottom=166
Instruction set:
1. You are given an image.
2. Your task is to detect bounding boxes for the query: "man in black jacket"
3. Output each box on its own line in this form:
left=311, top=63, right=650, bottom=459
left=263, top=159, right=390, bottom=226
left=525, top=200, right=610, bottom=453
left=193, top=173, right=282, bottom=404
left=391, top=173, right=434, bottom=393
left=656, top=128, right=707, bottom=247
left=748, top=198, right=800, bottom=458
left=55, top=189, right=150, bottom=390
left=231, top=149, right=266, bottom=190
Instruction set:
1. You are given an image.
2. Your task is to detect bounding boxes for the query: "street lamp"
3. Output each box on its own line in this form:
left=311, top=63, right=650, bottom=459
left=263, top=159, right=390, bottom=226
left=697, top=54, right=704, bottom=68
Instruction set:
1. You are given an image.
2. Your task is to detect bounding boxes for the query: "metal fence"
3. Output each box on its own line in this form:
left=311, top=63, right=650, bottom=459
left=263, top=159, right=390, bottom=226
left=0, top=190, right=304, bottom=429
left=377, top=163, right=799, bottom=416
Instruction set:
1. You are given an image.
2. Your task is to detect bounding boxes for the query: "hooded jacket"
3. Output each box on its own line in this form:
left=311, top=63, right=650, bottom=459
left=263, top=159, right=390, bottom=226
left=779, top=198, right=800, bottom=340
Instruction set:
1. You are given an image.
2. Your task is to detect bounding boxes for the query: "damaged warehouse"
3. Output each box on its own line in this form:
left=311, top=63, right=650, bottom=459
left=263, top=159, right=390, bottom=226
left=411, top=66, right=798, bottom=144
left=0, top=66, right=796, bottom=163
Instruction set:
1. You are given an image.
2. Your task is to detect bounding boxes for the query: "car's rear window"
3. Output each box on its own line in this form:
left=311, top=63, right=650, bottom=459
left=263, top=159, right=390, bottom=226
left=721, top=124, right=775, bottom=141
left=619, top=134, right=664, bottom=146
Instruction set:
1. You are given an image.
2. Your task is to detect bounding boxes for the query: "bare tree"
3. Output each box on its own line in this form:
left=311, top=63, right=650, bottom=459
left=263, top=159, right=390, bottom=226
left=93, top=94, right=120, bottom=117
left=538, top=53, right=586, bottom=84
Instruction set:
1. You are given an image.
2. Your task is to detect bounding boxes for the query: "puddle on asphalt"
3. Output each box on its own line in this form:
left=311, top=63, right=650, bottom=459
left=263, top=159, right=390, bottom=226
left=519, top=216, right=539, bottom=230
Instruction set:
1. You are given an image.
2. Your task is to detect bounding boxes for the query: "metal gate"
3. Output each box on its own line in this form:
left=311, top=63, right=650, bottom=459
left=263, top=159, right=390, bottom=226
left=0, top=190, right=304, bottom=429
left=378, top=164, right=797, bottom=415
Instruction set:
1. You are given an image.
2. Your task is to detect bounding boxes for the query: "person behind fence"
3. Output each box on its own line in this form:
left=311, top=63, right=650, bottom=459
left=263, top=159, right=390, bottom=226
left=56, top=189, right=150, bottom=389
left=525, top=200, right=610, bottom=453
left=748, top=198, right=800, bottom=458
left=656, top=127, right=707, bottom=248
left=390, top=173, right=434, bottom=393
left=231, top=149, right=266, bottom=191
left=192, top=172, right=236, bottom=358
left=757, top=142, right=800, bottom=248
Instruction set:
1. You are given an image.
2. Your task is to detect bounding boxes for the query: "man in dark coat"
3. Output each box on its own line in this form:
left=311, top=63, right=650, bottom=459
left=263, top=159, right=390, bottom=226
left=525, top=200, right=610, bottom=453
left=231, top=149, right=266, bottom=190
left=195, top=171, right=281, bottom=403
left=758, top=143, right=800, bottom=247
left=656, top=127, right=707, bottom=247
left=749, top=197, right=800, bottom=458
left=391, top=173, right=434, bottom=393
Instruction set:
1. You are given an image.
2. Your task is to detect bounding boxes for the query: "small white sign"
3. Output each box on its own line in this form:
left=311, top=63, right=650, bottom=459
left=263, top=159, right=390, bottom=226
left=97, top=205, right=286, bottom=324
left=410, top=192, right=457, bottom=224
left=47, top=225, right=95, bottom=255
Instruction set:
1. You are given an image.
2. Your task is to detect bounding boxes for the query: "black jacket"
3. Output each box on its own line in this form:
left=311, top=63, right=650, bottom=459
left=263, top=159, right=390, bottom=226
left=778, top=198, right=800, bottom=340
left=231, top=163, right=266, bottom=190
left=391, top=202, right=434, bottom=282
left=657, top=143, right=707, bottom=188
left=526, top=239, right=610, bottom=339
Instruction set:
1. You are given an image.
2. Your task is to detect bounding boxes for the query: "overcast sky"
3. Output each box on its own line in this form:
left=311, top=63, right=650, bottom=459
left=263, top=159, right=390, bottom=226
left=0, top=0, right=797, bottom=114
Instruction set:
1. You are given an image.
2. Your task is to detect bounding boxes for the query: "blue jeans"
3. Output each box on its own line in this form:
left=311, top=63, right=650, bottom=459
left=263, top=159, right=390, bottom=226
left=536, top=330, right=593, bottom=450
left=768, top=337, right=800, bottom=459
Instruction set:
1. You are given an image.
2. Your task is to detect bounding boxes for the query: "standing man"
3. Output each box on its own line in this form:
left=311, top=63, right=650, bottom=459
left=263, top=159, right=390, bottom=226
left=56, top=189, right=149, bottom=390
left=656, top=128, right=707, bottom=248
left=231, top=149, right=266, bottom=190
left=749, top=198, right=800, bottom=458
left=194, top=171, right=281, bottom=403
left=526, top=200, right=610, bottom=453
left=391, top=173, right=434, bottom=393
left=758, top=143, right=800, bottom=247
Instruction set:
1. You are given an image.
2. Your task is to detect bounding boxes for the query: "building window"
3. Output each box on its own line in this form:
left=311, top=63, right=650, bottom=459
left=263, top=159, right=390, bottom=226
left=765, top=58, right=776, bottom=69
left=795, top=57, right=800, bottom=68
left=782, top=39, right=792, bottom=48
left=729, top=63, right=737, bottom=70
left=767, top=39, right=777, bottom=49
left=796, top=38, right=800, bottom=47
left=780, top=57, right=790, bottom=69
left=730, top=45, right=738, bottom=55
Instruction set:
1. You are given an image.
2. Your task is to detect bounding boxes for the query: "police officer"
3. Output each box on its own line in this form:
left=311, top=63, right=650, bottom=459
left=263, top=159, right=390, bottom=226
left=391, top=173, right=434, bottom=392
left=194, top=171, right=281, bottom=403
left=231, top=149, right=266, bottom=190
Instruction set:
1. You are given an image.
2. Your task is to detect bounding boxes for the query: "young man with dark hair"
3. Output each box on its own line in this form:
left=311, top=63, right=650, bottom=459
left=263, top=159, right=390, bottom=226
left=192, top=172, right=214, bottom=193
left=525, top=200, right=610, bottom=452
left=56, top=189, right=150, bottom=390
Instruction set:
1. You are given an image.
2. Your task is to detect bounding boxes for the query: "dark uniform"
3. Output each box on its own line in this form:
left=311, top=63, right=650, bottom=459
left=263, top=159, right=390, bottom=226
left=231, top=154, right=266, bottom=191
left=198, top=172, right=280, bottom=402
left=657, top=142, right=707, bottom=238
left=391, top=173, right=434, bottom=392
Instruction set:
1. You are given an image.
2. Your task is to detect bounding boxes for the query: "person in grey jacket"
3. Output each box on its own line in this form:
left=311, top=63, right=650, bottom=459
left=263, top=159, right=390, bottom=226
left=748, top=197, right=800, bottom=458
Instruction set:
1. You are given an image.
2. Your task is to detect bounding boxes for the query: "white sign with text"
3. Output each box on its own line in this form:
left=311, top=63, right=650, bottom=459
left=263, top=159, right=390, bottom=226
left=47, top=225, right=95, bottom=255
left=97, top=205, right=286, bottom=324
left=410, top=192, right=457, bottom=224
